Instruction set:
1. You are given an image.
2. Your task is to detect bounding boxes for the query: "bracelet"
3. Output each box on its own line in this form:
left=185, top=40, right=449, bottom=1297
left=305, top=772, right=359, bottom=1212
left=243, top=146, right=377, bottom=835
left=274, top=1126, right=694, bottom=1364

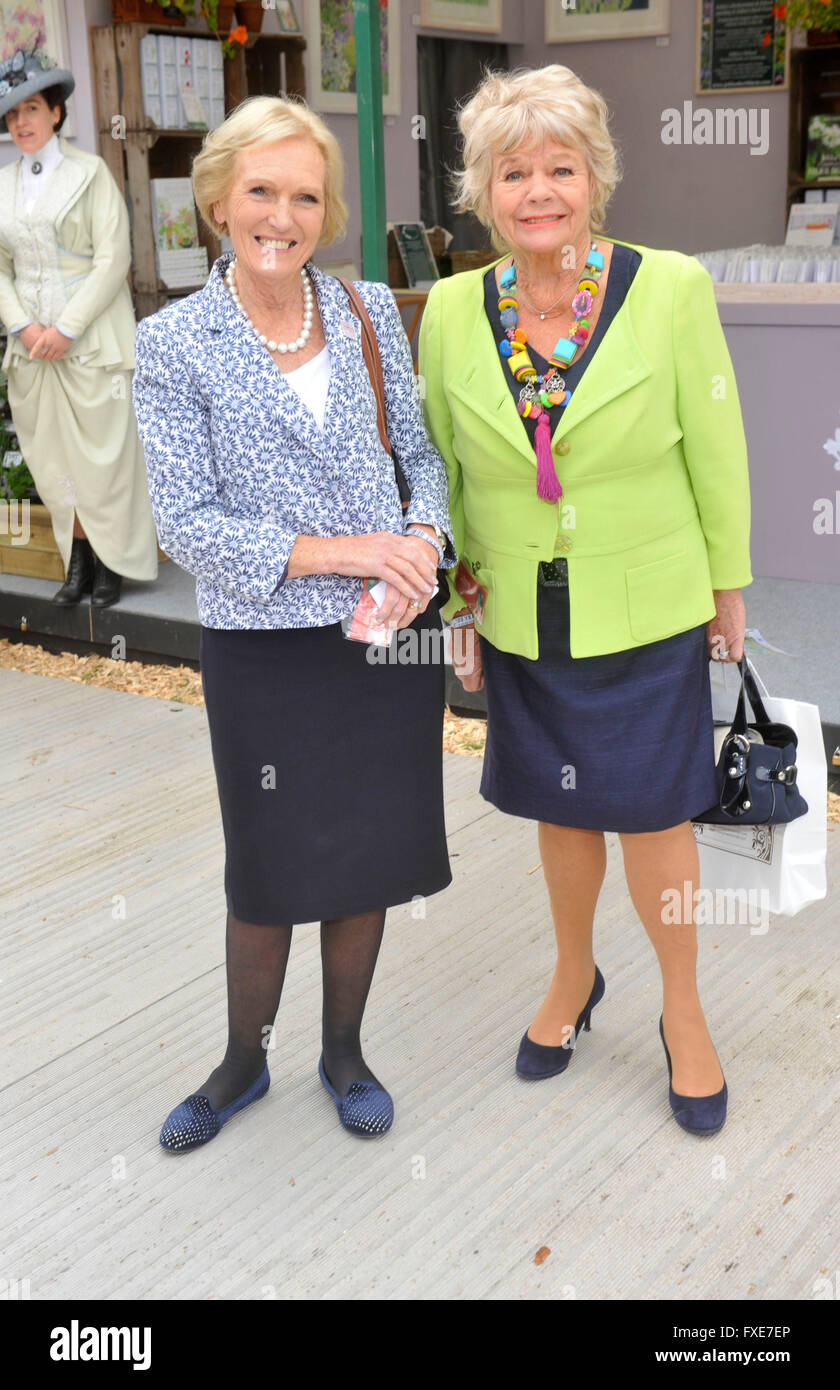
left=448, top=612, right=475, bottom=628
left=405, top=526, right=445, bottom=567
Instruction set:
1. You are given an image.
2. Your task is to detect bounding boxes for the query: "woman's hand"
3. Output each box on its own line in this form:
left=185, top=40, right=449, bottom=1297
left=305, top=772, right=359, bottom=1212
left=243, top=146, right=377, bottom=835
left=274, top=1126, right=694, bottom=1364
left=373, top=533, right=440, bottom=626
left=452, top=623, right=484, bottom=691
left=27, top=325, right=73, bottom=361
left=372, top=580, right=428, bottom=630
left=18, top=324, right=47, bottom=355
left=706, top=588, right=746, bottom=662
left=287, top=531, right=437, bottom=614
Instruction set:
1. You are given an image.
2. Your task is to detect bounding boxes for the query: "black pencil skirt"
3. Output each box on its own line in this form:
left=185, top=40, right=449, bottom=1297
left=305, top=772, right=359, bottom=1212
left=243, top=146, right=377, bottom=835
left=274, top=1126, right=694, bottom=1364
left=199, top=610, right=452, bottom=926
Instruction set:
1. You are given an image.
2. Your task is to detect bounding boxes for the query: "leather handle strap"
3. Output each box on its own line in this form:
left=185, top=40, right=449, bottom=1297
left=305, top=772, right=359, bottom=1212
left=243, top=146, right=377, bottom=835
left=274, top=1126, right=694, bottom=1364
left=336, top=274, right=392, bottom=458
left=335, top=275, right=411, bottom=512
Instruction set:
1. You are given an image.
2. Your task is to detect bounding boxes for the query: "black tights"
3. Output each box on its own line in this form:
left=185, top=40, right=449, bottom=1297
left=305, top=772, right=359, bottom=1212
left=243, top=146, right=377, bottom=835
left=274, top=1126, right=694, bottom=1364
left=197, top=907, right=387, bottom=1109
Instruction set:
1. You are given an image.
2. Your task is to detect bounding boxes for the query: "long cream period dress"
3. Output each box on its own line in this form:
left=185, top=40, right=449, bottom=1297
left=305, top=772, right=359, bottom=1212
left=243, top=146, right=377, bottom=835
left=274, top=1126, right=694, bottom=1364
left=0, top=133, right=158, bottom=580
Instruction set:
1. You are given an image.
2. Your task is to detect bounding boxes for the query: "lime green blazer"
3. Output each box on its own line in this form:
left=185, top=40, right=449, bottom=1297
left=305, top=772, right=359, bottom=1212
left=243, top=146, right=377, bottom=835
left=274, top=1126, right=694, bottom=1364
left=418, top=236, right=753, bottom=659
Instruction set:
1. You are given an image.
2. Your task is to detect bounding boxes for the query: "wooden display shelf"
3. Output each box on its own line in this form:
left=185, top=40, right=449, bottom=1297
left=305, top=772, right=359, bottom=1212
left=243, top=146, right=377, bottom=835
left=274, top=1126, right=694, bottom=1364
left=713, top=282, right=840, bottom=302
left=786, top=43, right=840, bottom=224
left=90, top=22, right=306, bottom=320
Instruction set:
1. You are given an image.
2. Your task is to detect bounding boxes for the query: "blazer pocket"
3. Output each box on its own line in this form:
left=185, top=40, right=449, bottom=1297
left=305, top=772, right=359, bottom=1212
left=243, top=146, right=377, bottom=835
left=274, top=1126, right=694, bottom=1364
left=456, top=552, right=496, bottom=640
left=625, top=550, right=699, bottom=644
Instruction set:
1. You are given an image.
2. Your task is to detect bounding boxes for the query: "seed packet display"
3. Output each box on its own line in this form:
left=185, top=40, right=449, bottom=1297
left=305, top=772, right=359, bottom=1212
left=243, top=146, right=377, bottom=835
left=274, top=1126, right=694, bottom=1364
left=453, top=559, right=487, bottom=623
left=341, top=579, right=393, bottom=648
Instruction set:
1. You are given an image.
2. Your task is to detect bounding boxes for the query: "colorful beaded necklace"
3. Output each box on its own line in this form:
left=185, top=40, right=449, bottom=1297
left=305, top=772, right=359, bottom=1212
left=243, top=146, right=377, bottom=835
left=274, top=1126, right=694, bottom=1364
left=497, top=242, right=604, bottom=501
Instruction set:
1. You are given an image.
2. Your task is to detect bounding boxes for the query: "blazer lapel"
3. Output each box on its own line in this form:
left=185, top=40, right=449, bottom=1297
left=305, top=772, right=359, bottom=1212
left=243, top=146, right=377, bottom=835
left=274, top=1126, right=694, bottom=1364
left=448, top=246, right=654, bottom=469
left=448, top=286, right=536, bottom=467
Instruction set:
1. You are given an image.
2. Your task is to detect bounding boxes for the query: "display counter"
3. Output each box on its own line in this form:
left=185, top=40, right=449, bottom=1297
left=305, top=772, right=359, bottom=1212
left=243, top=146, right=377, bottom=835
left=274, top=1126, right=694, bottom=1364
left=714, top=286, right=840, bottom=586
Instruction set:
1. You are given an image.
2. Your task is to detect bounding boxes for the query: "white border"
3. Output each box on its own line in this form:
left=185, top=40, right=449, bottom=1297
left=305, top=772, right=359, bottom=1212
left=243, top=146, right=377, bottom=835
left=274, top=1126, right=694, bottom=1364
left=545, top=0, right=670, bottom=44
left=305, top=0, right=401, bottom=116
left=419, top=0, right=502, bottom=34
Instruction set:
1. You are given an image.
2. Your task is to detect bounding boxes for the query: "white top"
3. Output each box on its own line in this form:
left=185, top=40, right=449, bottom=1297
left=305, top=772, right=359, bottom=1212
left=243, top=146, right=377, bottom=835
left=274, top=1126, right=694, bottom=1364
left=281, top=344, right=330, bottom=429
left=21, top=132, right=62, bottom=214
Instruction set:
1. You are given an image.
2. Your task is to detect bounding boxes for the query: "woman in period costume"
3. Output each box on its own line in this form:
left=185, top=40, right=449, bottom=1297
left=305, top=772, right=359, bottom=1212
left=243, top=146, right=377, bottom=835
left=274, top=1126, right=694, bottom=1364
left=0, top=45, right=158, bottom=607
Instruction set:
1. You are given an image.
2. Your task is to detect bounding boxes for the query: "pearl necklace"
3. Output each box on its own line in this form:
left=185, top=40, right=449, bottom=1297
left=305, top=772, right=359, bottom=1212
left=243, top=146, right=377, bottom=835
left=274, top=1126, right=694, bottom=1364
left=225, top=258, right=314, bottom=354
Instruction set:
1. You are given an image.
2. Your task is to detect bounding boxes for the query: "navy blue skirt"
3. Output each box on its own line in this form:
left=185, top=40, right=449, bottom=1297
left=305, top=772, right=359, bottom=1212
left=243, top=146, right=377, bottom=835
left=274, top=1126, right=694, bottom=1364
left=478, top=583, right=719, bottom=833
left=199, top=612, right=452, bottom=925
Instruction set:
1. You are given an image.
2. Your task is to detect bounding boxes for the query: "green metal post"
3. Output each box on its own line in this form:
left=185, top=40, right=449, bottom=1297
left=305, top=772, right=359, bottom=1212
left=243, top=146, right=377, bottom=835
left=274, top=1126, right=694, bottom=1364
left=354, top=0, right=388, bottom=282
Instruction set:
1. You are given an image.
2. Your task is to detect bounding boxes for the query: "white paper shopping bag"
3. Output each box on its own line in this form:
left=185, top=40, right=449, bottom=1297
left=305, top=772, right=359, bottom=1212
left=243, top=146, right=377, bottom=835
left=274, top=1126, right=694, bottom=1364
left=691, top=658, right=827, bottom=917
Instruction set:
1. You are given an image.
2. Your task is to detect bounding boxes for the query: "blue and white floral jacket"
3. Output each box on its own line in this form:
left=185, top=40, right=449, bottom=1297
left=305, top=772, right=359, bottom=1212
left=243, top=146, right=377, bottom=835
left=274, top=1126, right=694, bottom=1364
left=132, top=251, right=456, bottom=629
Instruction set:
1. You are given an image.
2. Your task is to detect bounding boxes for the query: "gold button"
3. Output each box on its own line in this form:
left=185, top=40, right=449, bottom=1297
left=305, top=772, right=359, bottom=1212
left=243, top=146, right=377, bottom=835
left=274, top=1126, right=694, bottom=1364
left=555, top=439, right=570, bottom=456
left=555, top=535, right=572, bottom=553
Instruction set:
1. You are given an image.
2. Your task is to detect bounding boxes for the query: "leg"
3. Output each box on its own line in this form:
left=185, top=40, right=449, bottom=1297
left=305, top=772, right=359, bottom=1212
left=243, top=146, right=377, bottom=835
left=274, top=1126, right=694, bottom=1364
left=197, top=910, right=293, bottom=1110
left=618, top=821, right=724, bottom=1096
left=320, top=908, right=387, bottom=1096
left=72, top=512, right=87, bottom=540
left=526, top=823, right=606, bottom=1045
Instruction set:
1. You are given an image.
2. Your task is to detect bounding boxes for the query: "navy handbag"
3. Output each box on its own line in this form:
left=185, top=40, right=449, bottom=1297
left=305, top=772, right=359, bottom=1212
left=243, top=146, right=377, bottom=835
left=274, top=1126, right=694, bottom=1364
left=693, top=656, right=809, bottom=826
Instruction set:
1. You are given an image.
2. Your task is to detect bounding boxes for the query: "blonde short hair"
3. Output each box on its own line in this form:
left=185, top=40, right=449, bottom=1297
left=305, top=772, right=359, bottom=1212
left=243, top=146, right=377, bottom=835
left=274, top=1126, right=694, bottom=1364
left=453, top=65, right=622, bottom=252
left=192, top=94, right=348, bottom=244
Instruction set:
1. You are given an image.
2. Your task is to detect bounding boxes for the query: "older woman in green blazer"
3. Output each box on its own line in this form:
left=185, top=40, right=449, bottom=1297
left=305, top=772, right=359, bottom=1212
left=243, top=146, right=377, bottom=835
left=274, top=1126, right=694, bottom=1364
left=419, top=65, right=753, bottom=1137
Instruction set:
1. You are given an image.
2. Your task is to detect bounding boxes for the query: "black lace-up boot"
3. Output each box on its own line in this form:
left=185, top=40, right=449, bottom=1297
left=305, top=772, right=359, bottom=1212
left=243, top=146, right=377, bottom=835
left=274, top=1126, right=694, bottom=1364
left=52, top=537, right=94, bottom=605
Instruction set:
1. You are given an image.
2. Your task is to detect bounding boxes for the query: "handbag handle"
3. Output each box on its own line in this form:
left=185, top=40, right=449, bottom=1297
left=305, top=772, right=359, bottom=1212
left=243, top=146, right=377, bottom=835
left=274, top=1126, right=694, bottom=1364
left=729, top=655, right=772, bottom=733
left=336, top=274, right=391, bottom=457
left=335, top=275, right=411, bottom=511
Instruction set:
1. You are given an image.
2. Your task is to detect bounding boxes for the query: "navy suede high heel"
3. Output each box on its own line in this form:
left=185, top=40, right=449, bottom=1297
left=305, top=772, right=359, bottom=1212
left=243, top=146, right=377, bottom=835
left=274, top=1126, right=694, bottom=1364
left=318, top=1055, right=394, bottom=1137
left=159, top=1064, right=270, bottom=1152
left=659, top=1015, right=727, bottom=1136
left=516, top=965, right=605, bottom=1079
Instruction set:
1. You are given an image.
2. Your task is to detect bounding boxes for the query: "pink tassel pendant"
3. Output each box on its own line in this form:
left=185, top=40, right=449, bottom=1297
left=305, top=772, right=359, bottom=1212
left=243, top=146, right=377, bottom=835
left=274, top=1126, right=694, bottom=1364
left=534, top=411, right=562, bottom=502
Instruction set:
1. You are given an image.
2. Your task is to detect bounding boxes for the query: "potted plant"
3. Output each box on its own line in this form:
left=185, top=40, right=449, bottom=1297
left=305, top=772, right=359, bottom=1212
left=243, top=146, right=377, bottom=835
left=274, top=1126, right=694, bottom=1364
left=156, top=0, right=197, bottom=16
left=202, top=0, right=249, bottom=57
left=782, top=0, right=840, bottom=44
left=111, top=0, right=196, bottom=23
left=235, top=1, right=265, bottom=34
left=201, top=0, right=237, bottom=37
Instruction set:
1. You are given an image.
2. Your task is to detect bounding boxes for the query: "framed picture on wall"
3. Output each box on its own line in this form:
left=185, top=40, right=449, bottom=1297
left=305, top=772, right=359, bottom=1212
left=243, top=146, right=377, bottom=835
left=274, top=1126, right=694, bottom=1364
left=419, top=0, right=502, bottom=33
left=545, top=0, right=670, bottom=44
left=696, top=0, right=789, bottom=94
left=275, top=0, right=302, bottom=36
left=0, top=0, right=74, bottom=140
left=305, top=0, right=401, bottom=116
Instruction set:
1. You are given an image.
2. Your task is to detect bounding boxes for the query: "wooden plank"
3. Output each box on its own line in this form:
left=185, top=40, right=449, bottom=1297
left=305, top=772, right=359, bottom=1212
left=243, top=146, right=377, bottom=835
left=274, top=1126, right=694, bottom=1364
left=0, top=503, right=64, bottom=579
left=114, top=22, right=147, bottom=131
left=225, top=45, right=248, bottom=114
left=89, top=27, right=126, bottom=197
left=124, top=134, right=160, bottom=318
left=285, top=42, right=306, bottom=99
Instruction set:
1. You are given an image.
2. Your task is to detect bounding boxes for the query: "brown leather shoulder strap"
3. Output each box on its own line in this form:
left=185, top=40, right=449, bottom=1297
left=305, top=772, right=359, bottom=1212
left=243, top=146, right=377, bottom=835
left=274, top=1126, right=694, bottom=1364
left=336, top=274, right=392, bottom=458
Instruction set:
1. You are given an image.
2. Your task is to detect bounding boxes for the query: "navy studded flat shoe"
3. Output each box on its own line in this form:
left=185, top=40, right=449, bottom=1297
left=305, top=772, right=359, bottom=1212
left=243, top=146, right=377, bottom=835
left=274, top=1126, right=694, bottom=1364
left=159, top=1064, right=270, bottom=1152
left=318, top=1055, right=394, bottom=1137
left=516, top=965, right=606, bottom=1079
left=659, top=1015, right=727, bottom=1136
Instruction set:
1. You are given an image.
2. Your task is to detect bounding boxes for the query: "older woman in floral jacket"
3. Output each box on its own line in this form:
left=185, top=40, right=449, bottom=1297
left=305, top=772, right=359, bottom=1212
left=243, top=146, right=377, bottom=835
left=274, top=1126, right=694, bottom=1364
left=133, top=96, right=455, bottom=1151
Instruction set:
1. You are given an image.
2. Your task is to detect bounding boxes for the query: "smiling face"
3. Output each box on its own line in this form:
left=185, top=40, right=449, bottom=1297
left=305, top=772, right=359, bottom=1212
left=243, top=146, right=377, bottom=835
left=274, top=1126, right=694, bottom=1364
left=489, top=137, right=593, bottom=260
left=5, top=91, right=62, bottom=152
left=212, top=135, right=327, bottom=287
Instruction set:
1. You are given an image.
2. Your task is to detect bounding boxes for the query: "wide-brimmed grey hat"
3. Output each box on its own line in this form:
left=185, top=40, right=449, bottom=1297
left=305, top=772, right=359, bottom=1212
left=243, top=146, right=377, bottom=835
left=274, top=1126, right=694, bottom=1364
left=0, top=46, right=74, bottom=133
